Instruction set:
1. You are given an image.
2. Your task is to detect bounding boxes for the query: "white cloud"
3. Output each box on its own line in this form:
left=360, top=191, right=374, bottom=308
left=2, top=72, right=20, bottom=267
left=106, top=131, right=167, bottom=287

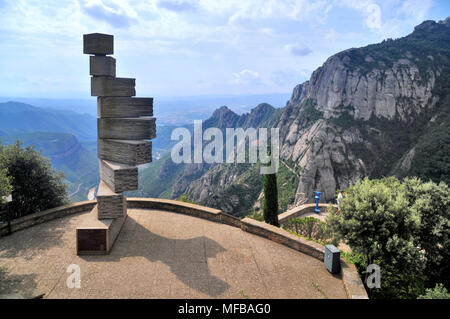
left=338, top=0, right=381, bottom=30
left=225, top=0, right=331, bottom=26
left=79, top=0, right=138, bottom=28
left=232, top=69, right=260, bottom=85
left=0, top=0, right=442, bottom=98
left=157, top=0, right=198, bottom=12
left=396, top=0, right=432, bottom=22
left=338, top=0, right=433, bottom=33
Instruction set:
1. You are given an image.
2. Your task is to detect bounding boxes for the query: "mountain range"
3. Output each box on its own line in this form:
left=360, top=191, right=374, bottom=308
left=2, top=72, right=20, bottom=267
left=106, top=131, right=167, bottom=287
left=0, top=101, right=180, bottom=201
left=136, top=17, right=450, bottom=217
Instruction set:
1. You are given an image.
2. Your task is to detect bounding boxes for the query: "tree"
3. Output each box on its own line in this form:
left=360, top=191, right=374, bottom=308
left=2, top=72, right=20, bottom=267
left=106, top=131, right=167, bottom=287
left=0, top=141, right=69, bottom=218
left=326, top=177, right=427, bottom=298
left=0, top=167, right=12, bottom=205
left=263, top=171, right=279, bottom=227
left=404, top=178, right=450, bottom=289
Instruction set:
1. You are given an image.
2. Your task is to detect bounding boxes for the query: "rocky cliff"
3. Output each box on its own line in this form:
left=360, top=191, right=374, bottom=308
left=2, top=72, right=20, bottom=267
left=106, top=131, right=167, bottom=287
left=277, top=17, right=450, bottom=204
left=139, top=17, right=450, bottom=216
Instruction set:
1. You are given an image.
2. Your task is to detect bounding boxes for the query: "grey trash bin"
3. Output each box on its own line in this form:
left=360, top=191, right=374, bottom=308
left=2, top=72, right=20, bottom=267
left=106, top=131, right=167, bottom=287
left=324, top=244, right=341, bottom=274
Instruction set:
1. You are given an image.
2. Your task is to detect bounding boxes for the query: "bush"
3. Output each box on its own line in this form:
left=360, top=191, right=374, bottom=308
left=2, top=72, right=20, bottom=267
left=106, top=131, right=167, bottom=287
left=247, top=210, right=265, bottom=222
left=418, top=284, right=450, bottom=299
left=284, top=217, right=333, bottom=243
left=0, top=141, right=69, bottom=218
left=0, top=168, right=12, bottom=205
left=403, top=178, right=450, bottom=289
left=326, top=177, right=450, bottom=299
left=177, top=194, right=194, bottom=204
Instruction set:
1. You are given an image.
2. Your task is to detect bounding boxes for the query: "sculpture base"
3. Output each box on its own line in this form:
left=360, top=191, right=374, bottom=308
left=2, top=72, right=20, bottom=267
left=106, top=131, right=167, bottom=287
left=76, top=205, right=127, bottom=255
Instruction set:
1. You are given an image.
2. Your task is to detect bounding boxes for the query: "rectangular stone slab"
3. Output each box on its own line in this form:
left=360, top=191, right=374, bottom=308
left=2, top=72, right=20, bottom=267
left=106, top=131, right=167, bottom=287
left=83, top=33, right=113, bottom=55
left=100, top=159, right=138, bottom=193
left=91, top=77, right=135, bottom=97
left=97, top=97, right=153, bottom=118
left=98, top=118, right=156, bottom=140
left=90, top=56, right=116, bottom=77
left=96, top=180, right=127, bottom=219
left=98, top=139, right=152, bottom=165
left=76, top=205, right=127, bottom=255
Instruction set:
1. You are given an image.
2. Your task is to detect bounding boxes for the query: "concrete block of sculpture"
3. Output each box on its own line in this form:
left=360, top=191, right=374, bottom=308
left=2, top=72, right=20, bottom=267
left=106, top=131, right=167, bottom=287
left=98, top=139, right=152, bottom=166
left=97, top=180, right=127, bottom=219
left=98, top=118, right=156, bottom=140
left=99, top=160, right=138, bottom=193
left=97, top=97, right=153, bottom=118
left=91, top=77, right=136, bottom=97
left=90, top=56, right=116, bottom=77
left=83, top=33, right=113, bottom=55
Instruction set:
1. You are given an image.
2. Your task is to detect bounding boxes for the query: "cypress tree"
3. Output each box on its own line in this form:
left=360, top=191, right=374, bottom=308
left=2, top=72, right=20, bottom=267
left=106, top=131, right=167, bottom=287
left=263, top=169, right=279, bottom=227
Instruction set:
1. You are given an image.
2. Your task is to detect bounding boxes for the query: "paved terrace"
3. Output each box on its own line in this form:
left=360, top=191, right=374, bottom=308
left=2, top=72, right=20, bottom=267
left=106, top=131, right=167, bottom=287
left=0, top=208, right=348, bottom=299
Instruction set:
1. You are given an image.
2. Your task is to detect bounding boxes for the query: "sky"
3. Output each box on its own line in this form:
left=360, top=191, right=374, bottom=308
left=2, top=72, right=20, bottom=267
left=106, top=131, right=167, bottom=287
left=0, top=0, right=449, bottom=99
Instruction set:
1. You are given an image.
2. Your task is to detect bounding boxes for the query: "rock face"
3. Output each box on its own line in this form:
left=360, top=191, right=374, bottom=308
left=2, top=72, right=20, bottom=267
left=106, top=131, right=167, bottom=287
left=292, top=54, right=437, bottom=121
left=275, top=17, right=450, bottom=203
left=172, top=104, right=276, bottom=200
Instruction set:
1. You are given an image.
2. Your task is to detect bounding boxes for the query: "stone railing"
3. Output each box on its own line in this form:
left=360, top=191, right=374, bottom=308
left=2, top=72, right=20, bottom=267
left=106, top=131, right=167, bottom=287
left=0, top=198, right=367, bottom=299
left=278, top=203, right=336, bottom=225
left=0, top=200, right=96, bottom=236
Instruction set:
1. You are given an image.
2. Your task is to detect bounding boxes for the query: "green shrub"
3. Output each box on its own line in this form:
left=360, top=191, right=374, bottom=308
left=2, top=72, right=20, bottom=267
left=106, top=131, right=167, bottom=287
left=247, top=210, right=264, bottom=222
left=326, top=176, right=450, bottom=299
left=0, top=168, right=12, bottom=205
left=418, top=284, right=450, bottom=299
left=177, top=194, right=194, bottom=204
left=284, top=217, right=333, bottom=243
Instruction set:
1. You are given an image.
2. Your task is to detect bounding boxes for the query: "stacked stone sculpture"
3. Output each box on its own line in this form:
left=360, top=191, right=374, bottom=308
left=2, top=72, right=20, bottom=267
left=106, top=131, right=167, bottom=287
left=76, top=33, right=155, bottom=255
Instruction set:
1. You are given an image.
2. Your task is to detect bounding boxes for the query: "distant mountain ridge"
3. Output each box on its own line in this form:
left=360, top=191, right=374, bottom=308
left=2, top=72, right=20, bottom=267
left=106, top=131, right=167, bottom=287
left=133, top=103, right=278, bottom=202
left=0, top=131, right=99, bottom=201
left=0, top=101, right=97, bottom=140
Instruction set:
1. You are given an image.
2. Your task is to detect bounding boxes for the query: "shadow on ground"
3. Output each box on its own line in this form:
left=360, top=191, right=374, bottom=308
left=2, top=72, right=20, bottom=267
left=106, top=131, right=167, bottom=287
left=0, top=217, right=72, bottom=261
left=80, top=215, right=230, bottom=297
left=0, top=265, right=39, bottom=298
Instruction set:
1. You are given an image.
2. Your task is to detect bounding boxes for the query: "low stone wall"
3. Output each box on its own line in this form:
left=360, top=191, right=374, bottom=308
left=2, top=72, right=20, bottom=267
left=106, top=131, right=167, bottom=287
left=0, top=200, right=96, bottom=236
left=0, top=198, right=367, bottom=299
left=241, top=217, right=325, bottom=260
left=278, top=203, right=336, bottom=225
left=127, top=198, right=244, bottom=228
left=341, top=260, right=370, bottom=299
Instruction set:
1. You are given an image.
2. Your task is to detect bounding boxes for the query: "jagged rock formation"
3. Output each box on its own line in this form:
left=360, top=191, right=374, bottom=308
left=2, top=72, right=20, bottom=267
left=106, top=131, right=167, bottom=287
left=277, top=17, right=450, bottom=203
left=139, top=17, right=450, bottom=216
